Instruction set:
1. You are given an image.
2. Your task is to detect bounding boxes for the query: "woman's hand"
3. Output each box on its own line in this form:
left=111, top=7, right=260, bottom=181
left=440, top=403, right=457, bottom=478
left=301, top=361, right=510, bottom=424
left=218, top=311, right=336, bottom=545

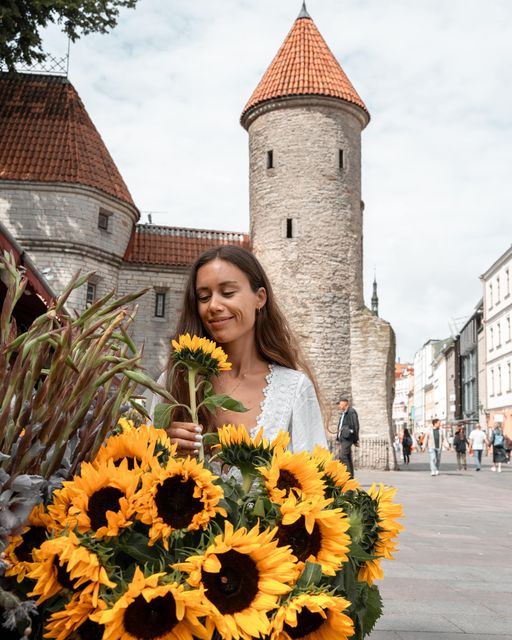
left=166, top=421, right=203, bottom=457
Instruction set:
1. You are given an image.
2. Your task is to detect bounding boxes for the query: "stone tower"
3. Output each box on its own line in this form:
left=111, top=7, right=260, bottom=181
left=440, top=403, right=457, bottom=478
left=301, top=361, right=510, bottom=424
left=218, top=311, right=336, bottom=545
left=0, top=73, right=139, bottom=312
left=241, top=5, right=395, bottom=465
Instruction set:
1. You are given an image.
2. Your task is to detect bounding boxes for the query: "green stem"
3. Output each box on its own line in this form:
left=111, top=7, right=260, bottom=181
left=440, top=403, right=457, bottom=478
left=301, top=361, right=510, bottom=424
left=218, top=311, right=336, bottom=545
left=188, top=367, right=203, bottom=461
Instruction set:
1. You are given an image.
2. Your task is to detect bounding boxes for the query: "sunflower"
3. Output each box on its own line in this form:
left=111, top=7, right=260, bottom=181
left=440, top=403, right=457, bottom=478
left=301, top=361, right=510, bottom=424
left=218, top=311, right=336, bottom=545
left=357, top=484, right=404, bottom=585
left=65, top=460, right=139, bottom=538
left=177, top=521, right=299, bottom=640
left=99, top=566, right=209, bottom=640
left=135, top=457, right=226, bottom=549
left=44, top=592, right=106, bottom=640
left=4, top=503, right=55, bottom=582
left=214, top=424, right=290, bottom=468
left=277, top=494, right=351, bottom=576
left=311, top=446, right=360, bottom=494
left=258, top=450, right=326, bottom=505
left=92, top=422, right=174, bottom=472
left=172, top=333, right=231, bottom=374
left=46, top=484, right=80, bottom=533
left=27, top=531, right=115, bottom=605
left=269, top=592, right=354, bottom=640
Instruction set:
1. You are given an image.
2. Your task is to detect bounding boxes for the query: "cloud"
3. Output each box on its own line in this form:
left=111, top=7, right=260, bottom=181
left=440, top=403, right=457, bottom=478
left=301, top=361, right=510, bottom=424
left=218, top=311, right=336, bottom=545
left=40, top=0, right=512, bottom=361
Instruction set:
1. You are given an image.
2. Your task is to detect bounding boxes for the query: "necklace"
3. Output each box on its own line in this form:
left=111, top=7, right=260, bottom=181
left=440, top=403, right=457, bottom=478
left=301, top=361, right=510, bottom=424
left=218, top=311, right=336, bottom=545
left=221, top=372, right=249, bottom=396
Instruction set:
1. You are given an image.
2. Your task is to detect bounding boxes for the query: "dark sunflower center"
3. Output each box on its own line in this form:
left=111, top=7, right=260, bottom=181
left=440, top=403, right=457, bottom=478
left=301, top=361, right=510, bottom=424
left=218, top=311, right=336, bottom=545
left=154, top=476, right=203, bottom=529
left=284, top=608, right=325, bottom=639
left=277, top=516, right=321, bottom=562
left=276, top=470, right=301, bottom=496
left=53, top=558, right=75, bottom=591
left=77, top=619, right=103, bottom=640
left=114, top=455, right=137, bottom=470
left=201, top=549, right=259, bottom=614
left=88, top=487, right=124, bottom=530
left=16, top=525, right=47, bottom=562
left=124, top=593, right=178, bottom=640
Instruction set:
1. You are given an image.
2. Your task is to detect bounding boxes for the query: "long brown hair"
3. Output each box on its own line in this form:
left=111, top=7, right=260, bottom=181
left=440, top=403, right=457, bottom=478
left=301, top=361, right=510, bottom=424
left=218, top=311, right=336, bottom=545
left=166, top=245, right=321, bottom=427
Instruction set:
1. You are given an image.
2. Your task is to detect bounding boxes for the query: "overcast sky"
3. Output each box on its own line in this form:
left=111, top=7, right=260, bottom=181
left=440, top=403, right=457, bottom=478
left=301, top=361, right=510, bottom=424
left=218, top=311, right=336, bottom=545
left=42, top=0, right=512, bottom=362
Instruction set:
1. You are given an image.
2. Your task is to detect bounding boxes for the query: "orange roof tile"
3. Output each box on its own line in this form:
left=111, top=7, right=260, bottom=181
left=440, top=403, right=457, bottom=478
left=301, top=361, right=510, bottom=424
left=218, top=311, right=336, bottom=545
left=124, top=225, right=251, bottom=267
left=241, top=10, right=368, bottom=125
left=0, top=73, right=136, bottom=208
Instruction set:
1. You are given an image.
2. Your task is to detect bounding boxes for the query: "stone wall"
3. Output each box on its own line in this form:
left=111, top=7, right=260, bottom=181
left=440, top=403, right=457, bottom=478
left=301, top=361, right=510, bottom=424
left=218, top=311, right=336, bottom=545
left=0, top=181, right=137, bottom=310
left=117, top=264, right=189, bottom=377
left=350, top=307, right=396, bottom=468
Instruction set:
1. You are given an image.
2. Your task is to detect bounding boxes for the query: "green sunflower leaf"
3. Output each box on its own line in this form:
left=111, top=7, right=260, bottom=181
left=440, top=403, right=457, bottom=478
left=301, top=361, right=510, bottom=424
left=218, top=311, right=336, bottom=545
left=360, top=584, right=383, bottom=636
left=153, top=403, right=175, bottom=429
left=202, top=394, right=248, bottom=413
left=296, top=561, right=323, bottom=588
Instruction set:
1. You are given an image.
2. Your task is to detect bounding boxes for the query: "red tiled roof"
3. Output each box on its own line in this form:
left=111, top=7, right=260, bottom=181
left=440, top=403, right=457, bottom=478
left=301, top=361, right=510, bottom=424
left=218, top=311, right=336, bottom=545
left=124, top=225, right=251, bottom=267
left=0, top=73, right=136, bottom=208
left=241, top=11, right=368, bottom=125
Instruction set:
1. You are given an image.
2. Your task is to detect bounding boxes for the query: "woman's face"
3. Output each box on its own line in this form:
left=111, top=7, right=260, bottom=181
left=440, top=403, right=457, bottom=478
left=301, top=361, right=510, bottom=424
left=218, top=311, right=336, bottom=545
left=195, top=259, right=266, bottom=346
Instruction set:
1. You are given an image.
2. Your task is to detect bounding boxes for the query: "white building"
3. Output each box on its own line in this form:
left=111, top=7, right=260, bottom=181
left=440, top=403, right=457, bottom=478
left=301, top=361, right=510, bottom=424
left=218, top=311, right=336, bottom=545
left=481, top=245, right=512, bottom=437
left=413, top=338, right=452, bottom=431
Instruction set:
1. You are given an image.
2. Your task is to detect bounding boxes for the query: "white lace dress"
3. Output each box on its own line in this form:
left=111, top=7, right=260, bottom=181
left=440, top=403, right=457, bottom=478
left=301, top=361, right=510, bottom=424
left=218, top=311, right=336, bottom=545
left=146, top=364, right=327, bottom=453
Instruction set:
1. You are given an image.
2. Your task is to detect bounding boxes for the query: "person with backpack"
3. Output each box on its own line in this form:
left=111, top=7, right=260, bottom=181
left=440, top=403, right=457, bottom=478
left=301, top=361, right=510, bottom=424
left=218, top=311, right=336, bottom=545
left=490, top=425, right=507, bottom=473
left=401, top=427, right=413, bottom=465
left=453, top=426, right=469, bottom=471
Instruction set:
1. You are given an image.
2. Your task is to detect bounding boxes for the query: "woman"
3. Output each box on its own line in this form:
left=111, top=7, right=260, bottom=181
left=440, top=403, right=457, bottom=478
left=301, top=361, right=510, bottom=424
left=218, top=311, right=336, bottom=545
left=148, top=246, right=327, bottom=454
left=401, top=427, right=412, bottom=465
left=490, top=425, right=507, bottom=473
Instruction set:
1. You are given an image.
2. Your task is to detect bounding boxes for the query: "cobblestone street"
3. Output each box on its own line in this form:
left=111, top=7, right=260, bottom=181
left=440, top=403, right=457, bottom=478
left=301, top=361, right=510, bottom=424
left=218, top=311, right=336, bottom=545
left=357, top=449, right=512, bottom=639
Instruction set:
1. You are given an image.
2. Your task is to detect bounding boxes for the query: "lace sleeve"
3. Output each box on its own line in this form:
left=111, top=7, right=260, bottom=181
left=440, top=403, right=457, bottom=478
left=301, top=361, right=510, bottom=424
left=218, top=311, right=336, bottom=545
left=290, top=374, right=328, bottom=452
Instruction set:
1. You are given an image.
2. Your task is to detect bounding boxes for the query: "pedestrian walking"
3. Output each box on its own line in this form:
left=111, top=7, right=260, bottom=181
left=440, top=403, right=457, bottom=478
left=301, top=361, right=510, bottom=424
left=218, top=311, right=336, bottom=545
left=402, top=427, right=413, bottom=465
left=452, top=426, right=469, bottom=471
left=468, top=424, right=488, bottom=471
left=336, top=396, right=359, bottom=479
left=489, top=425, right=507, bottom=473
left=422, top=418, right=448, bottom=476
left=504, top=434, right=512, bottom=464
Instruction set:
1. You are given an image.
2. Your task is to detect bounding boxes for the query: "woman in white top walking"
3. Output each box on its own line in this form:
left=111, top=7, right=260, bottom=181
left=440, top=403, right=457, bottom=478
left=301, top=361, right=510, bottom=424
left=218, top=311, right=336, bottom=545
left=148, top=246, right=327, bottom=455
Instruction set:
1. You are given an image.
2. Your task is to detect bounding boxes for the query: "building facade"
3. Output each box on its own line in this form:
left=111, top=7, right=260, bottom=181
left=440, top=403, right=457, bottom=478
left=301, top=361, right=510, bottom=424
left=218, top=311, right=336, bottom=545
left=459, top=303, right=483, bottom=432
left=481, top=245, right=512, bottom=438
left=392, top=363, right=414, bottom=433
left=0, top=7, right=395, bottom=466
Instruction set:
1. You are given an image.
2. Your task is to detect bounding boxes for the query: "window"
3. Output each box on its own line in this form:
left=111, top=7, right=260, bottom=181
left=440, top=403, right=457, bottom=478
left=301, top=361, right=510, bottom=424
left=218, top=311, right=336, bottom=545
left=266, top=150, right=274, bottom=169
left=508, top=362, right=512, bottom=392
left=497, top=322, right=502, bottom=347
left=489, top=283, right=493, bottom=308
left=497, top=276, right=501, bottom=302
left=338, top=149, right=344, bottom=169
left=497, top=365, right=502, bottom=394
left=506, top=268, right=510, bottom=296
left=155, top=292, right=166, bottom=318
left=286, top=218, right=294, bottom=239
left=86, top=282, right=96, bottom=307
left=489, top=326, right=494, bottom=350
left=507, top=317, right=511, bottom=342
left=490, top=368, right=495, bottom=396
left=98, top=210, right=111, bottom=231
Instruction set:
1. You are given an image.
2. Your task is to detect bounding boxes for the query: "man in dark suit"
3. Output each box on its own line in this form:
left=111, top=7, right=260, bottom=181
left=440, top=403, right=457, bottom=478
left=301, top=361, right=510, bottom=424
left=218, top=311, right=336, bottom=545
left=336, top=396, right=359, bottom=478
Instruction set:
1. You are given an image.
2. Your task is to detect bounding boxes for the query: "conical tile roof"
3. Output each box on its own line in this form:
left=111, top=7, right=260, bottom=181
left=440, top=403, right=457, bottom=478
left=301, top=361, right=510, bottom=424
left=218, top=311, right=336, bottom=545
left=0, top=73, right=136, bottom=208
left=241, top=10, right=368, bottom=125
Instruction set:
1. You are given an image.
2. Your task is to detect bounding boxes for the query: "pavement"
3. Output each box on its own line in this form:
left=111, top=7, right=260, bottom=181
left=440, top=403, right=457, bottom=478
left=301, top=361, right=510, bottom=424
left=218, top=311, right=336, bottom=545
left=355, top=448, right=512, bottom=640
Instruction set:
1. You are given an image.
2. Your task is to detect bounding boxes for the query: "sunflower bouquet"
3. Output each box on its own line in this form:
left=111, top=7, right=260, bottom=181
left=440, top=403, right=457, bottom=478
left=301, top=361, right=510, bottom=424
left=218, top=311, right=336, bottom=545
left=2, top=420, right=403, bottom=640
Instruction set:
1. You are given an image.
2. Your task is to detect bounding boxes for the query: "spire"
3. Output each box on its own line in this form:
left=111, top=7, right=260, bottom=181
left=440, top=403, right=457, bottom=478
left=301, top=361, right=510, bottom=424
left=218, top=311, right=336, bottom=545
left=241, top=7, right=369, bottom=127
left=371, top=273, right=379, bottom=317
left=297, top=2, right=311, bottom=20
